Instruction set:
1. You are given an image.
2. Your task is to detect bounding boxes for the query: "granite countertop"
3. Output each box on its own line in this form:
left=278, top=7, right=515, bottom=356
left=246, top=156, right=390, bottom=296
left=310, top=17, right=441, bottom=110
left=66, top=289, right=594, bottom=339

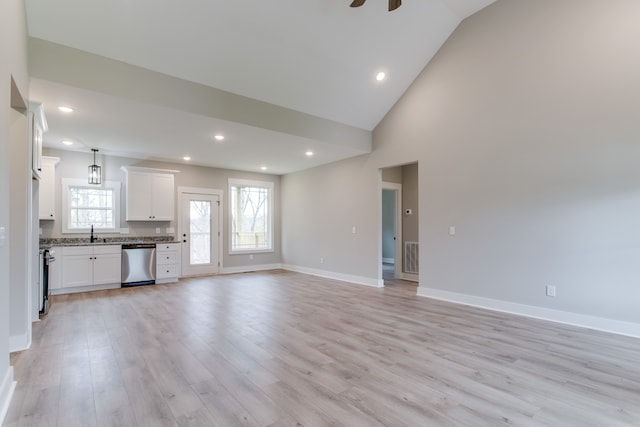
left=40, top=236, right=181, bottom=249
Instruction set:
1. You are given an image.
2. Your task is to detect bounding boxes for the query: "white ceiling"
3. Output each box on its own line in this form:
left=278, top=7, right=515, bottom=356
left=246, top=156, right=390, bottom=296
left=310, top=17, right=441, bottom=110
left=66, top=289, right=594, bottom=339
left=25, top=0, right=495, bottom=174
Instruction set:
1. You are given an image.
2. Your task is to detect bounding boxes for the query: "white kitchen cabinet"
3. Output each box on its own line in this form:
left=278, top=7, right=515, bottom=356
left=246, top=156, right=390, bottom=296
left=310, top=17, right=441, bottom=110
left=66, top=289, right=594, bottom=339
left=156, top=242, right=181, bottom=283
left=61, top=245, right=122, bottom=289
left=39, top=156, right=59, bottom=220
left=121, top=167, right=178, bottom=221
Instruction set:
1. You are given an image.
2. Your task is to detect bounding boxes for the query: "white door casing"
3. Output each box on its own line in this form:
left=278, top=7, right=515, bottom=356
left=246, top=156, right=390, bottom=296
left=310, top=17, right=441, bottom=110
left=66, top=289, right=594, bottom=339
left=178, top=187, right=222, bottom=277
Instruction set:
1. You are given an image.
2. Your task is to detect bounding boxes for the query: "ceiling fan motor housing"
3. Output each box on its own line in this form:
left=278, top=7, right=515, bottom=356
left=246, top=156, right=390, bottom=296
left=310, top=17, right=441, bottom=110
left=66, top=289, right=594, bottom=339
left=349, top=0, right=402, bottom=11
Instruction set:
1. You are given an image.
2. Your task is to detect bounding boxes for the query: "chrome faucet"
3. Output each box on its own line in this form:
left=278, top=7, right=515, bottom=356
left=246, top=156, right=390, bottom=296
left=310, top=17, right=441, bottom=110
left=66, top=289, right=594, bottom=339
left=90, top=224, right=97, bottom=243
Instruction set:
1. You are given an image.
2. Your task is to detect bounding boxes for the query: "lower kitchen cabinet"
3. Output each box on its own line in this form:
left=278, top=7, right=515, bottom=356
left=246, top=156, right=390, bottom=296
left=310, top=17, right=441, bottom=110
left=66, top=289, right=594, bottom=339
left=156, top=242, right=181, bottom=283
left=61, top=245, right=122, bottom=289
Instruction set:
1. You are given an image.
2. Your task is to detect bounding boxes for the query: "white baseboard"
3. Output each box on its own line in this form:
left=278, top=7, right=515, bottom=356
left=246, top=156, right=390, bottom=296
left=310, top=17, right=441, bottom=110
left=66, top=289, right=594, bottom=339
left=417, top=287, right=640, bottom=339
left=401, top=273, right=419, bottom=282
left=0, top=367, right=16, bottom=426
left=9, top=324, right=32, bottom=353
left=221, top=263, right=283, bottom=275
left=282, top=264, right=382, bottom=288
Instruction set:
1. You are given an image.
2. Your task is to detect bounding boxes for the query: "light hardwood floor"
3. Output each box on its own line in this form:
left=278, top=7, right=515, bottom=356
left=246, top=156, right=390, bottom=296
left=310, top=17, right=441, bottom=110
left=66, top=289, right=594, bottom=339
left=4, top=270, right=640, bottom=426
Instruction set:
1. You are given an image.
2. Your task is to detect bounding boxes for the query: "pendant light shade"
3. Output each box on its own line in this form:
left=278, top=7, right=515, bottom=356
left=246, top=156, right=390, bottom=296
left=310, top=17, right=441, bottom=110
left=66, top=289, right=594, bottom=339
left=88, top=148, right=101, bottom=184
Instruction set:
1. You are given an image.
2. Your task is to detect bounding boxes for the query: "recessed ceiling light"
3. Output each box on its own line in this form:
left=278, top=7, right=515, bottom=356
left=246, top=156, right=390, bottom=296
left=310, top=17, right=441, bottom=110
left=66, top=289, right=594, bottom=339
left=260, top=166, right=267, bottom=171
left=305, top=151, right=314, bottom=157
left=376, top=72, right=386, bottom=81
left=58, top=106, right=74, bottom=113
left=61, top=140, right=74, bottom=146
left=214, top=135, right=225, bottom=141
left=183, top=156, right=191, bottom=161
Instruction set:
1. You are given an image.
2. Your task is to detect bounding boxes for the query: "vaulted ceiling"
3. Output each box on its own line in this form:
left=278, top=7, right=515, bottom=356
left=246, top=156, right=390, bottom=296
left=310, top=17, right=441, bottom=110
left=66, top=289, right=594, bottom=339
left=25, top=0, right=496, bottom=174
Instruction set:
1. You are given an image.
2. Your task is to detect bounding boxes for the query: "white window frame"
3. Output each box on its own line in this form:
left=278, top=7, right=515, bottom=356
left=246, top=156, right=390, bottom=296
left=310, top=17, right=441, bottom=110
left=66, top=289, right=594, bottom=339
left=228, top=178, right=274, bottom=254
left=61, top=178, right=121, bottom=234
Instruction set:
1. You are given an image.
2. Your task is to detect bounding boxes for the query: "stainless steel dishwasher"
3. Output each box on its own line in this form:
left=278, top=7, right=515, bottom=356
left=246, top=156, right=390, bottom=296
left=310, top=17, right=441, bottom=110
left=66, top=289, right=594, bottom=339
left=121, top=243, right=156, bottom=286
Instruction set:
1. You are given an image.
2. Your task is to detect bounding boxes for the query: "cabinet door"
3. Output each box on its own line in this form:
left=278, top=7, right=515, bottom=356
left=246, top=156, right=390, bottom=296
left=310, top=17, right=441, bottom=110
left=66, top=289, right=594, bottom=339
left=49, top=247, right=62, bottom=290
left=92, top=253, right=122, bottom=285
left=39, top=160, right=56, bottom=220
left=126, top=171, right=153, bottom=220
left=62, top=254, right=92, bottom=288
left=151, top=173, right=175, bottom=220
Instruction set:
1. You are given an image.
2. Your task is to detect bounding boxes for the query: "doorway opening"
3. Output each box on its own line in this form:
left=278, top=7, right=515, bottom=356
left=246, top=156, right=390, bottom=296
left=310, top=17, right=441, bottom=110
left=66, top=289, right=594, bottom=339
left=380, top=162, right=419, bottom=289
left=382, top=183, right=402, bottom=280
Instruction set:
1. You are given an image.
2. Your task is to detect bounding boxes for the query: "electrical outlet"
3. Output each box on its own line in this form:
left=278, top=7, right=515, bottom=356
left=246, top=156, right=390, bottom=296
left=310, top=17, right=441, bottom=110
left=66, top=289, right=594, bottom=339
left=249, top=254, right=254, bottom=260
left=155, top=227, right=161, bottom=234
left=320, top=257, right=324, bottom=264
left=546, top=285, right=556, bottom=297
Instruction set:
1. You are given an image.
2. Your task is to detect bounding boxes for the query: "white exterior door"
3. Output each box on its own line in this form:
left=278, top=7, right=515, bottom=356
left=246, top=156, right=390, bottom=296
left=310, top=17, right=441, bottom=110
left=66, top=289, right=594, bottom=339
left=180, top=192, right=220, bottom=276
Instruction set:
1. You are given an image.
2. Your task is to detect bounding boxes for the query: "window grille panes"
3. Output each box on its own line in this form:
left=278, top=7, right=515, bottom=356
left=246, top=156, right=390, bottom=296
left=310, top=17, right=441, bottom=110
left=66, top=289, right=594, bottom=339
left=230, top=182, right=272, bottom=251
left=69, top=187, right=116, bottom=229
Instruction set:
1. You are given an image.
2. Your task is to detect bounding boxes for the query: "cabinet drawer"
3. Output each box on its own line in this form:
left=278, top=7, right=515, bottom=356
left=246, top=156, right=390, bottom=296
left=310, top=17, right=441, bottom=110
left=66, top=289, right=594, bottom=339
left=93, top=245, right=122, bottom=255
left=62, top=245, right=121, bottom=256
left=157, top=243, right=181, bottom=252
left=157, top=265, right=177, bottom=278
left=157, top=251, right=177, bottom=265
left=63, top=246, right=91, bottom=256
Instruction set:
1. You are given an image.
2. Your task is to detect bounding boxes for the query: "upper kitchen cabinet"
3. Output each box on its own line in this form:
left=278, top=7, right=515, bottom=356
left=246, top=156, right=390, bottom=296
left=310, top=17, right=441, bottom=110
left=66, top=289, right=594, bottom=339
left=29, top=102, right=47, bottom=180
left=39, top=156, right=60, bottom=220
left=121, top=166, right=179, bottom=221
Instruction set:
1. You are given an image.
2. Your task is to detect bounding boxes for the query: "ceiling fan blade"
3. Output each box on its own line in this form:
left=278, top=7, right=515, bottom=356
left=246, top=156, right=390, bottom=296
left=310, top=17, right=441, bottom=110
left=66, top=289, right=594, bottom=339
left=389, top=0, right=401, bottom=11
left=350, top=0, right=366, bottom=7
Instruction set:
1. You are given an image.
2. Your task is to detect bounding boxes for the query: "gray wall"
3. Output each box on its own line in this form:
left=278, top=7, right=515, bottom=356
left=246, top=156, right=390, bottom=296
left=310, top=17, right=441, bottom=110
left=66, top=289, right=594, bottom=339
left=43, top=148, right=282, bottom=269
left=1, top=0, right=29, bottom=411
left=282, top=0, right=640, bottom=325
left=281, top=154, right=379, bottom=280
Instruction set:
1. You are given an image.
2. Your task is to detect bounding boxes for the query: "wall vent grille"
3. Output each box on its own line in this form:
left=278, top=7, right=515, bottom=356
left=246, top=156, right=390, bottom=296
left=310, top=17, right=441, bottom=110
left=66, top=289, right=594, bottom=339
left=404, top=241, right=419, bottom=274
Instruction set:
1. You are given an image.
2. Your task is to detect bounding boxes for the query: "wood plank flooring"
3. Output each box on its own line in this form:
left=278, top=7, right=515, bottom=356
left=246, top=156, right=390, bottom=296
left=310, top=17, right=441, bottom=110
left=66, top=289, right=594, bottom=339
left=4, top=270, right=640, bottom=426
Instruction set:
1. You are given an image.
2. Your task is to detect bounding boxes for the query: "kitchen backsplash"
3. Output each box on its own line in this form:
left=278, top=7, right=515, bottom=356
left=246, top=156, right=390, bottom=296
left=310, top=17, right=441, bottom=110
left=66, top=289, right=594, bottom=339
left=40, top=235, right=177, bottom=247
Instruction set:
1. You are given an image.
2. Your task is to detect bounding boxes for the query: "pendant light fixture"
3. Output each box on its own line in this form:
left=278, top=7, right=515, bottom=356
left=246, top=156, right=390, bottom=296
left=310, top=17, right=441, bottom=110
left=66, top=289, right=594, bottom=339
left=88, top=148, right=101, bottom=184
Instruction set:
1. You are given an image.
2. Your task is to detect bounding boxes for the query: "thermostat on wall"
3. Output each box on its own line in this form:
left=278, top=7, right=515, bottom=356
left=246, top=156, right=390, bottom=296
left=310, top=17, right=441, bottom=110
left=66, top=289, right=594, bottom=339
left=405, top=209, right=412, bottom=215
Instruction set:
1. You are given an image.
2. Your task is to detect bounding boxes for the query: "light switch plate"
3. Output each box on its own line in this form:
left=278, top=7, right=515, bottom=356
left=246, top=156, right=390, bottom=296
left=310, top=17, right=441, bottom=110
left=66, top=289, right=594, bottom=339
left=449, top=226, right=456, bottom=236
left=155, top=227, right=161, bottom=234
left=0, top=226, right=5, bottom=247
left=166, top=227, right=175, bottom=234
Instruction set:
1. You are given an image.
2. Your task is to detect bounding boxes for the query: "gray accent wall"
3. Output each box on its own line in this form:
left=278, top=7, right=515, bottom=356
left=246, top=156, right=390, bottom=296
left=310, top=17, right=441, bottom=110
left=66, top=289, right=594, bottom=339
left=282, top=0, right=640, bottom=325
left=401, top=163, right=419, bottom=253
left=281, top=155, right=379, bottom=280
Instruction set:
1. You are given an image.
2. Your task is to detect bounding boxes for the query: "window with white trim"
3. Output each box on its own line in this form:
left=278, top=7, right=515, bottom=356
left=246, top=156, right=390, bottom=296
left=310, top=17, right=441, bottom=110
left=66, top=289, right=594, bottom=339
left=229, top=179, right=274, bottom=253
left=61, top=179, right=121, bottom=234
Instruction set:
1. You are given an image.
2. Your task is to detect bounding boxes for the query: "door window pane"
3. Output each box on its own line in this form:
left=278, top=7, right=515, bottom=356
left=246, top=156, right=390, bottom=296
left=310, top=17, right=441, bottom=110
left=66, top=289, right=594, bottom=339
left=190, top=200, right=211, bottom=265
